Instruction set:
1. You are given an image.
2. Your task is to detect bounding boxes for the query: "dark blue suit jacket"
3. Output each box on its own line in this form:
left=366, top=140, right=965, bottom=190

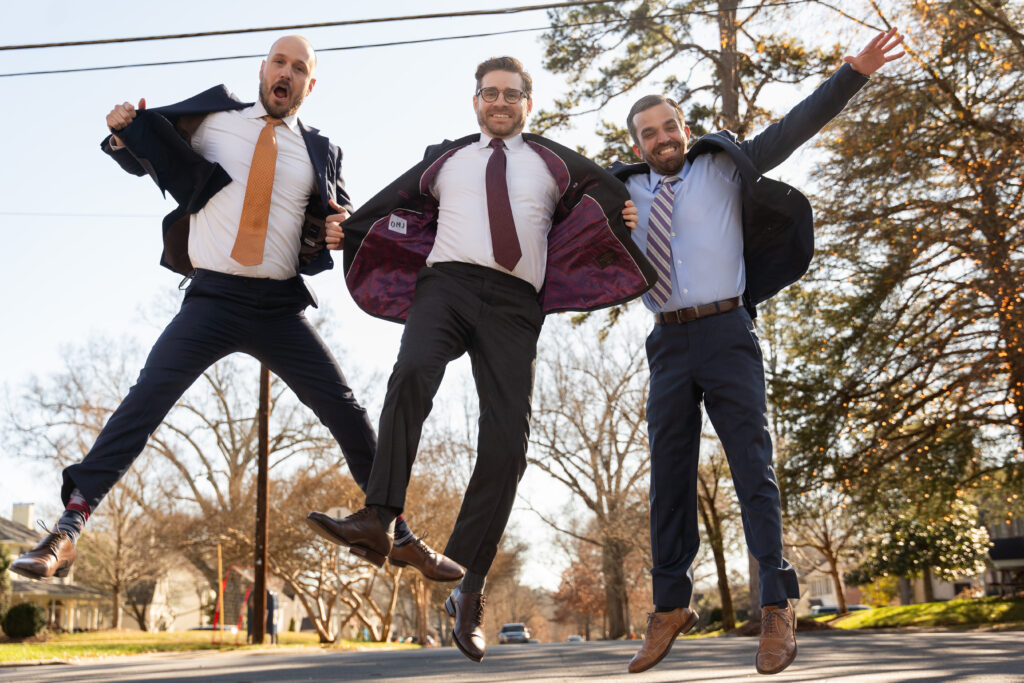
left=611, top=63, right=869, bottom=315
left=102, top=85, right=351, bottom=276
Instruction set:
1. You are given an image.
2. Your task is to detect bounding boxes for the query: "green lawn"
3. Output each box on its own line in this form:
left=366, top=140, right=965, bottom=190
left=0, top=630, right=414, bottom=664
left=827, top=598, right=1024, bottom=630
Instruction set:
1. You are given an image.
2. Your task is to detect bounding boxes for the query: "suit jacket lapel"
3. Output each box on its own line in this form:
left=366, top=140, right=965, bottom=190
left=299, top=120, right=330, bottom=208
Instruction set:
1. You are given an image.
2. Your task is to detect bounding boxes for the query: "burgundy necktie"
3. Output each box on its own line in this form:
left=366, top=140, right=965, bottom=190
left=485, top=138, right=522, bottom=271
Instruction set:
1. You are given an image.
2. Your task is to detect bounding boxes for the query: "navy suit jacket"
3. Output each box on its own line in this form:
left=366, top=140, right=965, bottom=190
left=611, top=63, right=869, bottom=316
left=102, top=85, right=351, bottom=277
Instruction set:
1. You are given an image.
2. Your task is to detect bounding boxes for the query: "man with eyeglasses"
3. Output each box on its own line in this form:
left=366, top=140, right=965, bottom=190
left=306, top=56, right=656, bottom=662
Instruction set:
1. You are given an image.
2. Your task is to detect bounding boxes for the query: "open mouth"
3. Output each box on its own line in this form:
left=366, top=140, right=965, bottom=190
left=656, top=144, right=678, bottom=157
left=273, top=83, right=290, bottom=100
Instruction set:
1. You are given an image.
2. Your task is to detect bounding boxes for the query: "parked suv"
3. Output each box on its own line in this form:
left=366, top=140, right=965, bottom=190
left=498, top=623, right=531, bottom=644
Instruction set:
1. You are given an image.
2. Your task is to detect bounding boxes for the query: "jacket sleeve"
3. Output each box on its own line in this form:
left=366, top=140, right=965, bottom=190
left=100, top=133, right=148, bottom=177
left=740, top=63, right=869, bottom=174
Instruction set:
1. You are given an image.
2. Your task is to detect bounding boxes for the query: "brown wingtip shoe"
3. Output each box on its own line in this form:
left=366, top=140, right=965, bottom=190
left=10, top=530, right=76, bottom=580
left=628, top=607, right=698, bottom=673
left=389, top=537, right=465, bottom=582
left=305, top=508, right=392, bottom=568
left=756, top=604, right=797, bottom=675
left=444, top=585, right=486, bottom=662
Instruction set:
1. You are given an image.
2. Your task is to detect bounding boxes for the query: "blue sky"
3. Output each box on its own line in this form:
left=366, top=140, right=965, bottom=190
left=0, top=0, right=871, bottom=589
left=0, top=0, right=635, bottom=590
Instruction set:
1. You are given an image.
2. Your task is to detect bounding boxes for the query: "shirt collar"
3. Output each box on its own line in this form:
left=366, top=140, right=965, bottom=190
left=244, top=102, right=301, bottom=136
left=648, top=160, right=689, bottom=190
left=477, top=133, right=526, bottom=150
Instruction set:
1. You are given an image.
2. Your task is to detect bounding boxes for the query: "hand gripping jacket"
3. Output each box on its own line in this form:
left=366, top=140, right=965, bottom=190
left=100, top=85, right=349, bottom=277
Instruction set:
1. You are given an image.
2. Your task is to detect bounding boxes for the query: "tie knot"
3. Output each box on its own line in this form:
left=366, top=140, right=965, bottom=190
left=661, top=175, right=680, bottom=187
left=262, top=116, right=284, bottom=127
left=489, top=138, right=506, bottom=150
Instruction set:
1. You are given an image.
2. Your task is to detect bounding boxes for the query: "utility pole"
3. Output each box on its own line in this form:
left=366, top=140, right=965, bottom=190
left=253, top=365, right=270, bottom=644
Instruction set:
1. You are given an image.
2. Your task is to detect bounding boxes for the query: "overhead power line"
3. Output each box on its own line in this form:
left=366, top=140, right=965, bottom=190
left=0, top=26, right=547, bottom=77
left=0, top=0, right=847, bottom=79
left=0, top=0, right=621, bottom=51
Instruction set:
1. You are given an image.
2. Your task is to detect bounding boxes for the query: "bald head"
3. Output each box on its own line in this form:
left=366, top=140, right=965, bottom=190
left=259, top=35, right=317, bottom=118
left=268, top=35, right=317, bottom=75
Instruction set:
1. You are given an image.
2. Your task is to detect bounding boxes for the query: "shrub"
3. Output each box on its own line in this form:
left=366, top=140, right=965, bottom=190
left=1, top=602, right=47, bottom=639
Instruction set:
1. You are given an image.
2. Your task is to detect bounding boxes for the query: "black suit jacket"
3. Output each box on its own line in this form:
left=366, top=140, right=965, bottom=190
left=611, top=63, right=869, bottom=315
left=101, top=85, right=351, bottom=276
left=342, top=133, right=658, bottom=323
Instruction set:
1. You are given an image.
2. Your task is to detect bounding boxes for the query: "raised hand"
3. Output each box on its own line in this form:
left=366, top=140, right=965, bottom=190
left=844, top=27, right=906, bottom=76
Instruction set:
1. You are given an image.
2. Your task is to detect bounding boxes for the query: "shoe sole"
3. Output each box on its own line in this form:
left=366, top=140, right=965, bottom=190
left=389, top=556, right=465, bottom=583
left=756, top=642, right=798, bottom=675
left=304, top=516, right=386, bottom=568
left=9, top=563, right=70, bottom=580
left=629, top=610, right=698, bottom=674
left=445, top=596, right=483, bottom=663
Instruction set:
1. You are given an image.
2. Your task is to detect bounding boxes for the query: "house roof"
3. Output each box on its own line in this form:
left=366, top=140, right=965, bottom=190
left=11, top=578, right=108, bottom=601
left=0, top=516, right=41, bottom=548
left=990, top=536, right=1024, bottom=562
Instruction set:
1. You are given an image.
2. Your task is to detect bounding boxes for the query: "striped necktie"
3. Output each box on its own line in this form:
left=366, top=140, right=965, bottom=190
left=645, top=175, right=680, bottom=307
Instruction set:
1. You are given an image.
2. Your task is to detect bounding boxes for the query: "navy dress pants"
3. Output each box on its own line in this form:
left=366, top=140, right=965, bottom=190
left=364, top=262, right=543, bottom=576
left=61, top=269, right=378, bottom=515
left=645, top=307, right=800, bottom=608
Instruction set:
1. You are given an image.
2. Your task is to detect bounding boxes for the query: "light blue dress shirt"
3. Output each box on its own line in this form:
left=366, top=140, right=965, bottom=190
left=626, top=151, right=746, bottom=312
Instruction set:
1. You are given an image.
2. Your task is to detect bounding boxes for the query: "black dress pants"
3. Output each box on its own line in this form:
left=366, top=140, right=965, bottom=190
left=365, top=262, right=543, bottom=576
left=61, top=269, right=378, bottom=514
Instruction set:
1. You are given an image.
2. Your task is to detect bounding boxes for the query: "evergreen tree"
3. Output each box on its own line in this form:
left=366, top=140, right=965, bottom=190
left=773, top=0, right=1024, bottom=499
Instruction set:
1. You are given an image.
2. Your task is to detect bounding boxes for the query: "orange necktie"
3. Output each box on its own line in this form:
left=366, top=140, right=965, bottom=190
left=231, top=117, right=284, bottom=266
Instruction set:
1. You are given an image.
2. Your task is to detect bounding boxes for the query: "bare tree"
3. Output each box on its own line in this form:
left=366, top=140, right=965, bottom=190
left=784, top=485, right=860, bottom=614
left=695, top=439, right=743, bottom=630
left=529, top=316, right=651, bottom=639
left=74, top=476, right=171, bottom=631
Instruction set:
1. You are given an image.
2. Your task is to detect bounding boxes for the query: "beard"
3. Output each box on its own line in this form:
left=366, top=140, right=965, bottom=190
left=476, top=106, right=527, bottom=139
left=643, top=142, right=687, bottom=176
left=258, top=77, right=305, bottom=119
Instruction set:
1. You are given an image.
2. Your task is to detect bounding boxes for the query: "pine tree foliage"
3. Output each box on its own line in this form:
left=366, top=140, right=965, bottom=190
left=538, top=0, right=845, bottom=162
left=772, top=0, right=1023, bottom=501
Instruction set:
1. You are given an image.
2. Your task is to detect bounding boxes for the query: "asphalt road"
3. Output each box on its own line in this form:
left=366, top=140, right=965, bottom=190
left=2, top=630, right=1022, bottom=682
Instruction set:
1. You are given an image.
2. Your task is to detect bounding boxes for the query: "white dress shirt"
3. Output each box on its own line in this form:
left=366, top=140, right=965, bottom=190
left=427, top=133, right=559, bottom=291
left=626, top=151, right=746, bottom=311
left=188, top=102, right=316, bottom=280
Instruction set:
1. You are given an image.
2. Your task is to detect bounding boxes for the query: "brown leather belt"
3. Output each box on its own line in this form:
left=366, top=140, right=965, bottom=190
left=655, top=296, right=743, bottom=324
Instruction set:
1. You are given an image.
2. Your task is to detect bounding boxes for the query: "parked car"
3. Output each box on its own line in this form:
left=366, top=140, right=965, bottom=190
left=566, top=634, right=584, bottom=642
left=498, top=623, right=531, bottom=644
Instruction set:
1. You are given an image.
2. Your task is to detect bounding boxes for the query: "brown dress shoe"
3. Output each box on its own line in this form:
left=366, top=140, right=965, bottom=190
left=389, top=537, right=465, bottom=582
left=305, top=508, right=392, bottom=567
left=756, top=604, right=797, bottom=675
left=628, top=607, right=698, bottom=673
left=444, top=585, right=486, bottom=662
left=10, top=530, right=76, bottom=580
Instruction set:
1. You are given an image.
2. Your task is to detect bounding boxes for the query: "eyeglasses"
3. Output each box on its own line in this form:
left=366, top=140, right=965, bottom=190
left=476, top=87, right=529, bottom=104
